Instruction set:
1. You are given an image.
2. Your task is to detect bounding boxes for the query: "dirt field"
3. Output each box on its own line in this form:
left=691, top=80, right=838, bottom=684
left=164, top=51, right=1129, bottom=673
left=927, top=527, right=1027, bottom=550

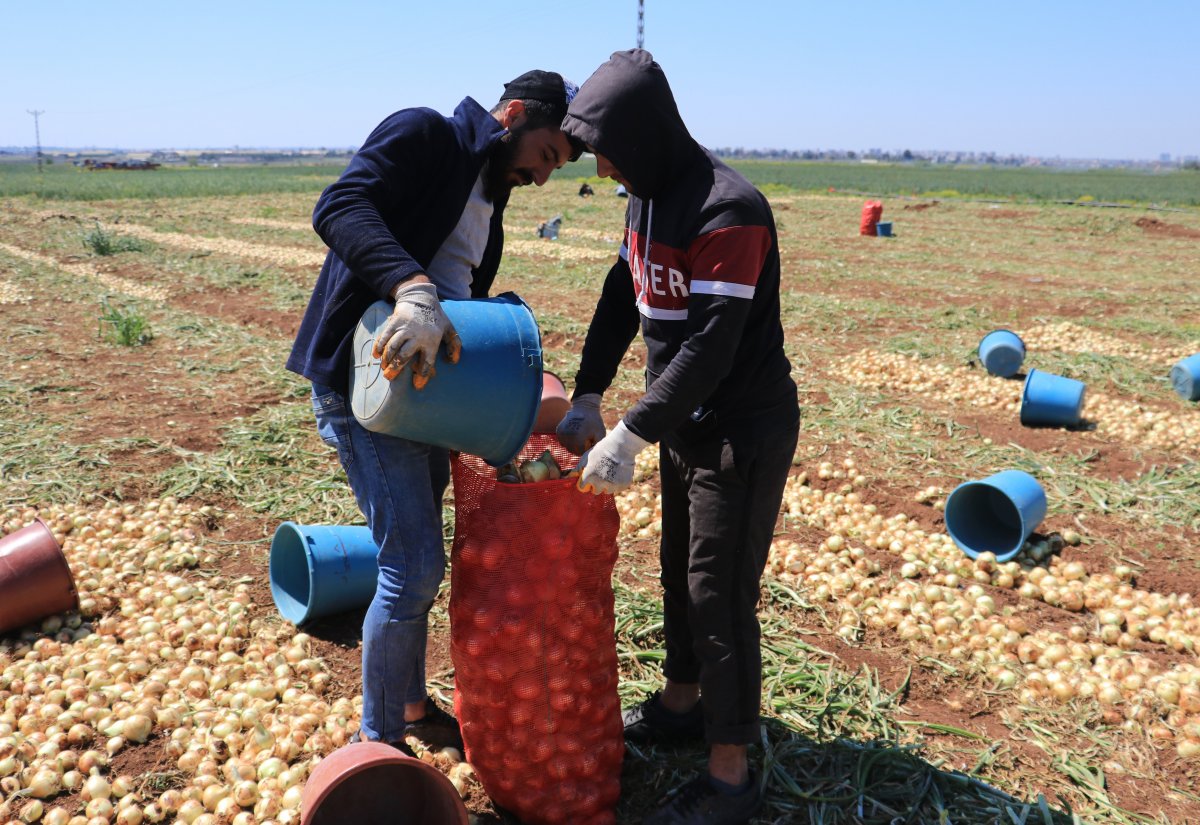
left=2, top=181, right=1199, bottom=823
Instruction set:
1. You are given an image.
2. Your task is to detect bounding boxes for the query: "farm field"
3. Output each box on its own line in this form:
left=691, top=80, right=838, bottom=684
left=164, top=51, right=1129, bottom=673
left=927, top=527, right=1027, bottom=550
left=1, top=168, right=1200, bottom=824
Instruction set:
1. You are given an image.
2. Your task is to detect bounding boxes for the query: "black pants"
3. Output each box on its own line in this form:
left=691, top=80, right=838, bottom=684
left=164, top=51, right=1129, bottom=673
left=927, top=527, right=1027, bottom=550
left=658, top=419, right=799, bottom=745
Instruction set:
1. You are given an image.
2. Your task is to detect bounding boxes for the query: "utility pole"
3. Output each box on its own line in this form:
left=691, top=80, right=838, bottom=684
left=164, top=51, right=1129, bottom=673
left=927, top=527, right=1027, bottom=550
left=637, top=0, right=644, bottom=49
left=27, top=109, right=45, bottom=174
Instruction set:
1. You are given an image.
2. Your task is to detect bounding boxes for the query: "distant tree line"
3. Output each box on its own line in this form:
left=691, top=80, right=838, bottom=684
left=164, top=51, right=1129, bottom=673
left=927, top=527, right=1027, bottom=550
left=711, top=147, right=1199, bottom=171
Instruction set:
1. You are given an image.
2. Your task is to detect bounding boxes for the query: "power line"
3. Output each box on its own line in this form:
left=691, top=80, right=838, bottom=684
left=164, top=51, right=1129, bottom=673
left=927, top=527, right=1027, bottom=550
left=27, top=110, right=45, bottom=174
left=637, top=0, right=644, bottom=49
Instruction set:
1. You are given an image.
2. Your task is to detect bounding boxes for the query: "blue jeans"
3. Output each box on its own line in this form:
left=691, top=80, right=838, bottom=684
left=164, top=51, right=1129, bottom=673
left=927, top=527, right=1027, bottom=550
left=311, top=383, right=450, bottom=742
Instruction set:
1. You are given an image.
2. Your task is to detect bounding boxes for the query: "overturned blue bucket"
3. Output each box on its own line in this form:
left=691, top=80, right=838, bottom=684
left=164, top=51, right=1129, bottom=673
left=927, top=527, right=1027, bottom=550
left=1170, top=353, right=1200, bottom=401
left=875, top=221, right=893, bottom=237
left=1020, top=368, right=1086, bottom=427
left=945, top=470, right=1047, bottom=562
left=350, top=292, right=542, bottom=467
left=270, top=522, right=379, bottom=625
left=978, top=329, right=1026, bottom=378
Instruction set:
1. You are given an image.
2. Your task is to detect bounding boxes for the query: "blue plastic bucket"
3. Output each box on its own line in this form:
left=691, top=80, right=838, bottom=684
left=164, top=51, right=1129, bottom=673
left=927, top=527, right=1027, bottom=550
left=270, top=522, right=380, bottom=625
left=1020, top=368, right=1086, bottom=427
left=978, top=329, right=1026, bottom=378
left=875, top=221, right=893, bottom=237
left=350, top=292, right=542, bottom=467
left=1170, top=353, right=1200, bottom=401
left=945, top=470, right=1048, bottom=562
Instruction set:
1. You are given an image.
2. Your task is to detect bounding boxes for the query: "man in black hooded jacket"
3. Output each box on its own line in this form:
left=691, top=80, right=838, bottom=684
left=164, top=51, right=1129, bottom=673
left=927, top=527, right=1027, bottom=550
left=558, top=49, right=800, bottom=824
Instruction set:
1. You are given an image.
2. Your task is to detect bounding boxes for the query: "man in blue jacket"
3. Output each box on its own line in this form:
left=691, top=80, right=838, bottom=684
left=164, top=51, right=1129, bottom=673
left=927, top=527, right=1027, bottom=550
left=559, top=50, right=799, bottom=824
left=287, top=69, right=579, bottom=753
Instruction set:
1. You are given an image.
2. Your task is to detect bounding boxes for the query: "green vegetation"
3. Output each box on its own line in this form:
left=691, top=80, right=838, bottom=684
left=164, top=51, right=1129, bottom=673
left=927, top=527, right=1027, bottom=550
left=563, top=156, right=1200, bottom=207
left=98, top=300, right=154, bottom=347
left=5, top=157, right=1199, bottom=207
left=83, top=222, right=149, bottom=255
left=725, top=161, right=1200, bottom=207
left=0, top=163, right=340, bottom=200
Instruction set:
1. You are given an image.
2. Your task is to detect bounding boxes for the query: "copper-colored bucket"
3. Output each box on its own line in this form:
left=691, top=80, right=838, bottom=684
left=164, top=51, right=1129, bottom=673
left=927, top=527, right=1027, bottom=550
left=0, top=519, right=79, bottom=635
left=301, top=741, right=469, bottom=825
left=533, top=370, right=572, bottom=434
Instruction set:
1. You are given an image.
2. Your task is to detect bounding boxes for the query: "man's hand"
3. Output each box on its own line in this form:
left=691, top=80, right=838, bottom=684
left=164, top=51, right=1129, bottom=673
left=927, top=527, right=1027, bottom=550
left=373, top=281, right=461, bottom=388
left=576, top=421, right=650, bottom=496
left=556, top=393, right=606, bottom=455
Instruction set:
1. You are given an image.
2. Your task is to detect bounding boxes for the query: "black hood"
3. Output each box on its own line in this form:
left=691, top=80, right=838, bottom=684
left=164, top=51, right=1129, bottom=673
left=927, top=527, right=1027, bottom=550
left=562, top=49, right=702, bottom=199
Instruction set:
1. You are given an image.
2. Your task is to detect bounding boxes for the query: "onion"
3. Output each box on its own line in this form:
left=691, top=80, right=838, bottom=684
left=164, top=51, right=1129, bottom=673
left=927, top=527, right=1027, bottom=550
left=116, top=806, right=144, bottom=825
left=176, top=799, right=205, bottom=824
left=83, top=773, right=111, bottom=802
left=232, top=780, right=259, bottom=807
left=44, top=809, right=71, bottom=825
left=20, top=800, right=44, bottom=823
left=122, top=715, right=153, bottom=743
left=85, top=798, right=114, bottom=820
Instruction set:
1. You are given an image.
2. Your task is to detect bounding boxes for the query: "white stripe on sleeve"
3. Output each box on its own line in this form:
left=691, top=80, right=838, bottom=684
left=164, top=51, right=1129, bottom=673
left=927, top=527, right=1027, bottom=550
left=618, top=244, right=629, bottom=260
left=637, top=303, right=688, bottom=320
left=690, top=280, right=756, bottom=299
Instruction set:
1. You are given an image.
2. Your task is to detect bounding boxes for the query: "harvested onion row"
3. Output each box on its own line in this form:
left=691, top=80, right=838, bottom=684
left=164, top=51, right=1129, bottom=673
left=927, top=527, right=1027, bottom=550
left=1021, top=321, right=1198, bottom=367
left=0, top=242, right=168, bottom=302
left=833, top=349, right=1199, bottom=454
left=615, top=451, right=662, bottom=540
left=502, top=239, right=614, bottom=264
left=0, top=501, right=478, bottom=824
left=0, top=279, right=31, bottom=306
left=770, top=459, right=1200, bottom=759
left=834, top=349, right=1023, bottom=413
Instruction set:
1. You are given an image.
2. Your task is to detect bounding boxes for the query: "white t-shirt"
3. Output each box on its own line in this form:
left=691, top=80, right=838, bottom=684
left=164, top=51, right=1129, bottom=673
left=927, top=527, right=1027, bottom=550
left=425, top=170, right=494, bottom=300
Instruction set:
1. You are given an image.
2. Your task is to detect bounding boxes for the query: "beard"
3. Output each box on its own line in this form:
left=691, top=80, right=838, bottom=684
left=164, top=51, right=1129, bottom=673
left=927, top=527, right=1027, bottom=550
left=482, top=128, right=532, bottom=203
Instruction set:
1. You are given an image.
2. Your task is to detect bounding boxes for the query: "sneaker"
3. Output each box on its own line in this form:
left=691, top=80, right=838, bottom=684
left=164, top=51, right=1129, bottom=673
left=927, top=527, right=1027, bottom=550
left=623, top=691, right=705, bottom=744
left=643, top=774, right=762, bottom=825
left=347, top=729, right=416, bottom=758
left=403, top=696, right=464, bottom=751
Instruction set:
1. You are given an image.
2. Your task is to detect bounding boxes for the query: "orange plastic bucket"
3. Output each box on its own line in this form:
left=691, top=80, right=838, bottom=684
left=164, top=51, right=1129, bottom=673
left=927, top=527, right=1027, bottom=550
left=0, top=519, right=78, bottom=635
left=301, top=742, right=468, bottom=825
left=533, top=370, right=571, bottom=434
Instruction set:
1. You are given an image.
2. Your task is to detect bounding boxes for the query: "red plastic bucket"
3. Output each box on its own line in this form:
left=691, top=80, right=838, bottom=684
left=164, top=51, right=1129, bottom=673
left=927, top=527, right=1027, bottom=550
left=0, top=519, right=78, bottom=635
left=300, top=742, right=469, bottom=825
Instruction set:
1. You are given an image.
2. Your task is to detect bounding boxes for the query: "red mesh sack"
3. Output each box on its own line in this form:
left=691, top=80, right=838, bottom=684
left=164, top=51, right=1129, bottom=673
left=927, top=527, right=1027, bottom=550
left=860, top=200, right=883, bottom=235
left=449, top=434, right=624, bottom=825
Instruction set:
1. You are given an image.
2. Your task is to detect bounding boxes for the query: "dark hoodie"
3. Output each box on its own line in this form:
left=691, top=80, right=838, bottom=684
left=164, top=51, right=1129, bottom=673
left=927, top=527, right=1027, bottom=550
left=562, top=49, right=798, bottom=446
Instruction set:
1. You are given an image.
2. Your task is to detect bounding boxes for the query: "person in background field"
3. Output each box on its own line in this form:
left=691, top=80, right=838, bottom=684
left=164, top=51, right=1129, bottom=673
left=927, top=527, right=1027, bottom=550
left=287, top=69, right=579, bottom=754
left=557, top=49, right=800, bottom=825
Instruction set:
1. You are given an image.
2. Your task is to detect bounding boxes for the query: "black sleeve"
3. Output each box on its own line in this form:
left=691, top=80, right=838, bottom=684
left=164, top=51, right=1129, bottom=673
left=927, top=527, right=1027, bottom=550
left=572, top=255, right=640, bottom=398
left=623, top=208, right=772, bottom=443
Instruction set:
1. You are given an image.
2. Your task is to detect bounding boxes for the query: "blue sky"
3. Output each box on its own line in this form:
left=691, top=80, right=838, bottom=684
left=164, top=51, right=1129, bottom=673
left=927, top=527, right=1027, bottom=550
left=3, top=0, right=1197, bottom=160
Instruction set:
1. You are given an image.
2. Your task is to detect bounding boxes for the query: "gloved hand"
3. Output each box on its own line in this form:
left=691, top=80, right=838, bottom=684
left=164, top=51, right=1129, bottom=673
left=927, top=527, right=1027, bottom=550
left=556, top=393, right=606, bottom=455
left=373, top=281, right=461, bottom=389
left=576, top=420, right=651, bottom=496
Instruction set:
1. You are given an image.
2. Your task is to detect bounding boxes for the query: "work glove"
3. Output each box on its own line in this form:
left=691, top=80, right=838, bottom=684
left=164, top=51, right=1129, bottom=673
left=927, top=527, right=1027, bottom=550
left=373, top=281, right=461, bottom=389
left=576, top=420, right=651, bottom=496
left=556, top=393, right=606, bottom=455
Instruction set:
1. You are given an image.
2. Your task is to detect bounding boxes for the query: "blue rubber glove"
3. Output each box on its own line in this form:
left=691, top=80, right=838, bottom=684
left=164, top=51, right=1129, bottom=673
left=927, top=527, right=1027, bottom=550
left=576, top=421, right=651, bottom=496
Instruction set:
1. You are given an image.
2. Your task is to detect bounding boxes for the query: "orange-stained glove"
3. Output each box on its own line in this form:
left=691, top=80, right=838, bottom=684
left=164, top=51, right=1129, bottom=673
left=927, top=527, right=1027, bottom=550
left=372, top=281, right=461, bottom=389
